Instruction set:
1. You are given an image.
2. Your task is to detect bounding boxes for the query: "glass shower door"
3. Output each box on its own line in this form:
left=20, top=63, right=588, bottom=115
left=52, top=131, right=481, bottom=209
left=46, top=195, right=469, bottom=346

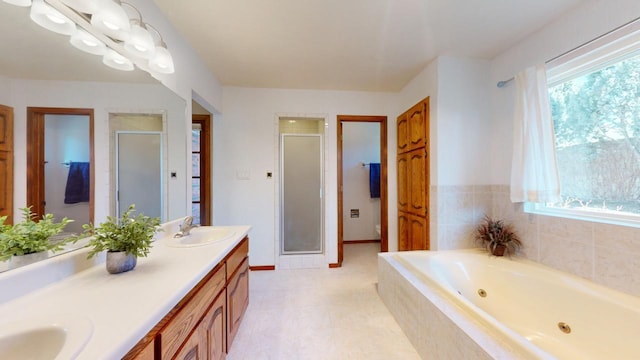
left=115, top=131, right=163, bottom=219
left=280, top=134, right=323, bottom=254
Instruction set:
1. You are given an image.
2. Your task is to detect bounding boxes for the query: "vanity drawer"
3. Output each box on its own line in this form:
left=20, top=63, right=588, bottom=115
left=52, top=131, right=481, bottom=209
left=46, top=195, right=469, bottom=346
left=158, top=262, right=226, bottom=360
left=226, top=237, right=248, bottom=280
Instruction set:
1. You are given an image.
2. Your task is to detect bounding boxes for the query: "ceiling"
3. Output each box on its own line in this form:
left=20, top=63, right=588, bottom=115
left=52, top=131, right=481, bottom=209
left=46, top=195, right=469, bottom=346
left=153, top=0, right=585, bottom=92
left=0, top=1, right=585, bottom=91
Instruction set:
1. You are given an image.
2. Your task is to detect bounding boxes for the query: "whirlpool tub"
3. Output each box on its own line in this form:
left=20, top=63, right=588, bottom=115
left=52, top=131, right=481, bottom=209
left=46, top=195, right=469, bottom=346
left=377, top=249, right=640, bottom=359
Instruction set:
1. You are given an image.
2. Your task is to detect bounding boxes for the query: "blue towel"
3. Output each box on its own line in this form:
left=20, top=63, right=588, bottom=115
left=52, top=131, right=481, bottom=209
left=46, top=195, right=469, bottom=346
left=64, top=162, right=90, bottom=204
left=369, top=163, right=380, bottom=198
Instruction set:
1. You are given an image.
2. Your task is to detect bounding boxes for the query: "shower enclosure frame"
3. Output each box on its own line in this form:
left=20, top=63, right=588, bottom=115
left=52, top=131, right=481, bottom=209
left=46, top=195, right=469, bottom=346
left=279, top=132, right=325, bottom=256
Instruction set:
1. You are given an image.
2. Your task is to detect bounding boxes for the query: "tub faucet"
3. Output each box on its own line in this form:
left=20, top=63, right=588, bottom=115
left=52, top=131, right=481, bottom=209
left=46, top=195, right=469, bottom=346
left=174, top=216, right=198, bottom=237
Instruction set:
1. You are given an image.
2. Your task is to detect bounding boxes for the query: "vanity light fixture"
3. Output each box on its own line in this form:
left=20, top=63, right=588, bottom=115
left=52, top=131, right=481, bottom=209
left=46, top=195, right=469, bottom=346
left=2, top=0, right=31, bottom=6
left=122, top=3, right=155, bottom=59
left=103, top=47, right=134, bottom=71
left=30, top=0, right=76, bottom=35
left=147, top=25, right=174, bottom=74
left=90, top=0, right=130, bottom=41
left=70, top=26, right=107, bottom=55
left=3, top=0, right=175, bottom=75
left=59, top=0, right=99, bottom=14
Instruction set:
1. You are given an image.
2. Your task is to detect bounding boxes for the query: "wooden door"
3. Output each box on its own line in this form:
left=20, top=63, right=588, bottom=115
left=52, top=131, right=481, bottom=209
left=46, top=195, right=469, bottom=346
left=408, top=148, right=427, bottom=216
left=397, top=113, right=409, bottom=153
left=409, top=213, right=428, bottom=250
left=397, top=152, right=409, bottom=213
left=0, top=105, right=13, bottom=224
left=398, top=211, right=410, bottom=251
left=397, top=97, right=429, bottom=251
left=408, top=101, right=427, bottom=151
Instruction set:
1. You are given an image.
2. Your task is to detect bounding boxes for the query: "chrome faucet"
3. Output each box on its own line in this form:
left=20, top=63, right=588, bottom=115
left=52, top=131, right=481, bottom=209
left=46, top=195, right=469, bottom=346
left=174, top=216, right=198, bottom=237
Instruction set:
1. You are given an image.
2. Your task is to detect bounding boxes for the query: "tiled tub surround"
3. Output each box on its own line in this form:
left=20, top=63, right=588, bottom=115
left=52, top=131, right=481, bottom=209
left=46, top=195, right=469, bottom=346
left=431, top=185, right=640, bottom=297
left=378, top=250, right=640, bottom=359
left=0, top=220, right=251, bottom=359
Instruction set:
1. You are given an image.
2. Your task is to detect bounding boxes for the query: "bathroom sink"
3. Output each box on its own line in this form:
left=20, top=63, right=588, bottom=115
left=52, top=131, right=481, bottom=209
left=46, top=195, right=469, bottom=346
left=0, top=314, right=93, bottom=360
left=166, top=226, right=236, bottom=248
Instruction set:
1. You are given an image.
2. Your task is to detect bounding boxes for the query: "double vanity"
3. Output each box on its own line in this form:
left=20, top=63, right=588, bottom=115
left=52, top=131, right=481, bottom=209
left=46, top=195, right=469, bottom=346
left=0, top=219, right=251, bottom=360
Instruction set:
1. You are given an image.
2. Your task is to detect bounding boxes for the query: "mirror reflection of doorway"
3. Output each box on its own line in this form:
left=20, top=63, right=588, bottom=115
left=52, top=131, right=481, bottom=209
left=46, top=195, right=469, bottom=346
left=44, top=114, right=91, bottom=234
left=115, top=132, right=163, bottom=219
left=27, top=107, right=94, bottom=233
left=109, top=113, right=164, bottom=220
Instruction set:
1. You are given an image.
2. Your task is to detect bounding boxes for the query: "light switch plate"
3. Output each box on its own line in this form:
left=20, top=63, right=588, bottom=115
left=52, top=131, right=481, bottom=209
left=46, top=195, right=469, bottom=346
left=236, top=170, right=250, bottom=180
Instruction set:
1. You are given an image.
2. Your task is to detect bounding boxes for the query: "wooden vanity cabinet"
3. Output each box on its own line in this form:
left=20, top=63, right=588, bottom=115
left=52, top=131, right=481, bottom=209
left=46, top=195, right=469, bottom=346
left=172, top=291, right=225, bottom=360
left=124, top=236, right=249, bottom=360
left=227, top=257, right=249, bottom=350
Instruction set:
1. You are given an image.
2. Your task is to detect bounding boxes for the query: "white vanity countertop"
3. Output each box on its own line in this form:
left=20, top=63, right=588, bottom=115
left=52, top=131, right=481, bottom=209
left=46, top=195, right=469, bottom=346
left=0, top=224, right=251, bottom=360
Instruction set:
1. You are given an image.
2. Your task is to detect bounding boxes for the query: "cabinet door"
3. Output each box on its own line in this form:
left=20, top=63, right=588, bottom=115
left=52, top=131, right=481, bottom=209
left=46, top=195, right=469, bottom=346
left=159, top=264, right=226, bottom=360
left=398, top=211, right=410, bottom=251
left=203, top=293, right=226, bottom=360
left=408, top=148, right=427, bottom=216
left=409, top=213, right=428, bottom=250
left=173, top=325, right=206, bottom=360
left=397, top=153, right=409, bottom=213
left=397, top=113, right=409, bottom=153
left=408, top=101, right=427, bottom=151
left=227, top=258, right=249, bottom=351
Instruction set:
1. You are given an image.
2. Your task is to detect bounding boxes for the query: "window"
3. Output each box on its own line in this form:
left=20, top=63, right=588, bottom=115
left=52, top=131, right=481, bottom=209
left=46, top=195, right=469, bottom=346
left=528, top=21, right=640, bottom=226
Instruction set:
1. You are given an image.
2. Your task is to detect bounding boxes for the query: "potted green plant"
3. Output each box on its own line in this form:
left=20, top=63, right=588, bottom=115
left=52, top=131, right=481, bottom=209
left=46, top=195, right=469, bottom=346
left=475, top=216, right=522, bottom=256
left=83, top=204, right=161, bottom=274
left=0, top=207, right=73, bottom=268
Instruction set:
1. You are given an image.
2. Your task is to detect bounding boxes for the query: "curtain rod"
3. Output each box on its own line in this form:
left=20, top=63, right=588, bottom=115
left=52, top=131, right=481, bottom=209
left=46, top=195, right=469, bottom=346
left=496, top=15, right=640, bottom=88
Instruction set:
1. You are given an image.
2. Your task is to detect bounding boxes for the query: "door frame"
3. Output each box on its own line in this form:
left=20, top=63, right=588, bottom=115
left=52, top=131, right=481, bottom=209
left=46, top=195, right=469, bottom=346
left=0, top=105, right=13, bottom=224
left=26, top=107, right=94, bottom=222
left=192, top=114, right=211, bottom=225
left=337, top=115, right=388, bottom=267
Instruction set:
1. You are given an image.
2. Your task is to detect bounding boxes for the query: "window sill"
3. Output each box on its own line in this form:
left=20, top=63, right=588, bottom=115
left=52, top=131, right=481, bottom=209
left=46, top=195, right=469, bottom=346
left=525, top=203, right=640, bottom=229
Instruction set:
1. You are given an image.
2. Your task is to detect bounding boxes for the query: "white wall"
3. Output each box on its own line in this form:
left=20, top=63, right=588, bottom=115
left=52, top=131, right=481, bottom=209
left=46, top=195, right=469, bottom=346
left=342, top=122, right=381, bottom=241
left=437, top=56, right=492, bottom=186
left=0, top=76, right=9, bottom=104
left=8, top=79, right=186, bottom=224
left=216, top=87, right=397, bottom=266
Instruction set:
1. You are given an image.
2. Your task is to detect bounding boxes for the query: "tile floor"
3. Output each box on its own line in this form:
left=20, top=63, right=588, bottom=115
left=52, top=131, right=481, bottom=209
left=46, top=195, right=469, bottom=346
left=226, top=243, right=421, bottom=360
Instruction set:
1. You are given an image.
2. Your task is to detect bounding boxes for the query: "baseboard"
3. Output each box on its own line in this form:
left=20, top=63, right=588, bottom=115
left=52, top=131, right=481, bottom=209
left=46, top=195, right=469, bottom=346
left=328, top=263, right=341, bottom=268
left=249, top=265, right=275, bottom=271
left=344, top=239, right=381, bottom=244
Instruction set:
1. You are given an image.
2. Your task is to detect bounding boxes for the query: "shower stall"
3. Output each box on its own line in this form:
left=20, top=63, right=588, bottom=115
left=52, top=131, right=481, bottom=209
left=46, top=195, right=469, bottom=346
left=278, top=117, right=326, bottom=266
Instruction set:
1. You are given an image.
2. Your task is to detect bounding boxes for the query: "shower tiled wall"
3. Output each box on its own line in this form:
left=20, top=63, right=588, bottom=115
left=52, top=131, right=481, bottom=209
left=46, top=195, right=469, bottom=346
left=432, top=184, right=640, bottom=297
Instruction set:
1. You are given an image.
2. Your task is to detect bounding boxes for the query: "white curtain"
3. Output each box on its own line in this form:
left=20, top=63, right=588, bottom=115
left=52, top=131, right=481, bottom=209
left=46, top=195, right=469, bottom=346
left=510, top=64, right=561, bottom=203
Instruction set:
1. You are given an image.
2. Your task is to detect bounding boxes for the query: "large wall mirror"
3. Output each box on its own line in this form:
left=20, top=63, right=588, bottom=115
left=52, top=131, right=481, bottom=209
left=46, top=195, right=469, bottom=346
left=0, top=3, right=188, bottom=272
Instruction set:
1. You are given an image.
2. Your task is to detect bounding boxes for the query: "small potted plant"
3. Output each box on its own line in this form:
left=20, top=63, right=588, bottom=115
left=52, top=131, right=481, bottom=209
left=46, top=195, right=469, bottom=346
left=83, top=204, right=161, bottom=274
left=0, top=207, right=73, bottom=268
left=475, top=215, right=522, bottom=256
